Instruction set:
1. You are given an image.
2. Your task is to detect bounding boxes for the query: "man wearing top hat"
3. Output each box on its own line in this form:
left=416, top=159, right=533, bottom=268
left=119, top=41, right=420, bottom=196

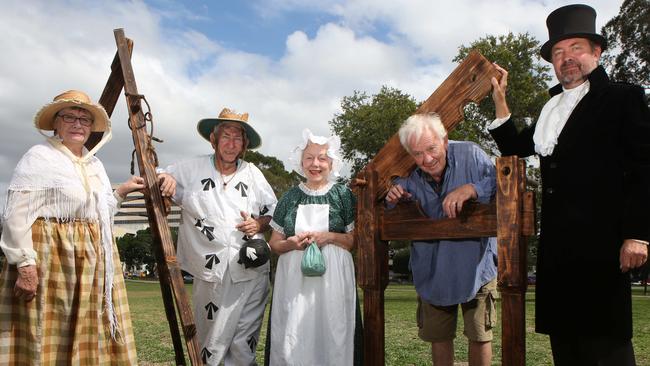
left=158, top=108, right=277, bottom=365
left=489, top=4, right=649, bottom=365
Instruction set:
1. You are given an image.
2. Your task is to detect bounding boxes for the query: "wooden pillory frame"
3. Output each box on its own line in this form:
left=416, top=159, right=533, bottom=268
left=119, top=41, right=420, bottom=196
left=89, top=29, right=201, bottom=364
left=353, top=51, right=535, bottom=366
left=88, top=29, right=532, bottom=365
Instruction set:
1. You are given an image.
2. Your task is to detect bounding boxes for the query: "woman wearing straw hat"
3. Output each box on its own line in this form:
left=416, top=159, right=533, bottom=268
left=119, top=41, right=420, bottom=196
left=267, top=129, right=362, bottom=365
left=0, top=90, right=149, bottom=364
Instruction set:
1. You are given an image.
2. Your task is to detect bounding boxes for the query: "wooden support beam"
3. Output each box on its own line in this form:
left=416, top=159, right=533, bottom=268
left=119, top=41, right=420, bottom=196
left=355, top=167, right=389, bottom=365
left=97, top=37, right=190, bottom=363
left=496, top=156, right=528, bottom=366
left=87, top=41, right=134, bottom=150
left=522, top=191, right=536, bottom=236
left=109, top=28, right=201, bottom=365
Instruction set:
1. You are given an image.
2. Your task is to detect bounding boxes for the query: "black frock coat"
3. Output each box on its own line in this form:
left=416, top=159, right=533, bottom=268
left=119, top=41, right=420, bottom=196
left=490, top=66, right=650, bottom=338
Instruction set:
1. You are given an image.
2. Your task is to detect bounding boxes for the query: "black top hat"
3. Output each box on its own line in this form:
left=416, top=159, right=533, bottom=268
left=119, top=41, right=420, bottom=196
left=540, top=4, right=607, bottom=62
left=238, top=239, right=271, bottom=269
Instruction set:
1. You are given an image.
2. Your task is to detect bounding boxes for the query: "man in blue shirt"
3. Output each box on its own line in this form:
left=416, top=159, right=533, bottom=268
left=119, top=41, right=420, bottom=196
left=386, top=112, right=497, bottom=366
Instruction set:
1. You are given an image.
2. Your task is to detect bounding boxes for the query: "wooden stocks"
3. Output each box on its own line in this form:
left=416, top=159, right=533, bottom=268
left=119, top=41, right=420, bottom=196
left=354, top=51, right=533, bottom=365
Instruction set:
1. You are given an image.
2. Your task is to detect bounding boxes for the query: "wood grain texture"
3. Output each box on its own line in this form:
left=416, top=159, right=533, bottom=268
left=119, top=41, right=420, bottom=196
left=382, top=201, right=497, bottom=240
left=496, top=156, right=527, bottom=366
left=522, top=191, right=536, bottom=236
left=355, top=168, right=389, bottom=365
left=86, top=41, right=134, bottom=150
left=110, top=28, right=201, bottom=365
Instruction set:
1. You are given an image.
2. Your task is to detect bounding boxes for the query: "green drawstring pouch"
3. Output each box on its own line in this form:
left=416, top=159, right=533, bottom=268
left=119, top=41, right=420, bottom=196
left=301, top=242, right=326, bottom=276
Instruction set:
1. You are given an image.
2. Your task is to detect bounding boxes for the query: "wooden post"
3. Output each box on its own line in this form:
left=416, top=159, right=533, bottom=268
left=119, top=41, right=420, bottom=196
left=496, top=157, right=528, bottom=366
left=108, top=28, right=201, bottom=365
left=87, top=38, right=133, bottom=150
left=95, top=34, right=190, bottom=365
left=355, top=168, right=389, bottom=365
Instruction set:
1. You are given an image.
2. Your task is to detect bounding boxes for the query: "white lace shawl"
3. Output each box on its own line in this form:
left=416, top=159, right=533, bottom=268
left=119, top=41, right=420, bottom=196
left=3, top=137, right=121, bottom=339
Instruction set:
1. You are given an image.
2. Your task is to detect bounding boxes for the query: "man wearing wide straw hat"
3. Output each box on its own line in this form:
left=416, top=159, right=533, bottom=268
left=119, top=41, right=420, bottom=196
left=0, top=90, right=146, bottom=364
left=489, top=4, right=649, bottom=365
left=159, top=108, right=277, bottom=365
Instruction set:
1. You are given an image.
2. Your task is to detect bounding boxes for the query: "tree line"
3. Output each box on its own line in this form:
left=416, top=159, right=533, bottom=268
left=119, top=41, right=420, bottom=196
left=117, top=0, right=649, bottom=278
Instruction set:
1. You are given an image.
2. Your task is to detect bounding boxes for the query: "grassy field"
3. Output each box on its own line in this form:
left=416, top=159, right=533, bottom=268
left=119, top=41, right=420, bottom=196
left=127, top=281, right=650, bottom=365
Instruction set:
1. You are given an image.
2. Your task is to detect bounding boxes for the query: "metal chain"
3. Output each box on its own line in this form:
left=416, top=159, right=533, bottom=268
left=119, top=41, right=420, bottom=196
left=125, top=93, right=164, bottom=175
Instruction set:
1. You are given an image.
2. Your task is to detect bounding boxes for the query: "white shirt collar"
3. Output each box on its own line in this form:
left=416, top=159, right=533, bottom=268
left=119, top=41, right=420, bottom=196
left=533, top=80, right=590, bottom=156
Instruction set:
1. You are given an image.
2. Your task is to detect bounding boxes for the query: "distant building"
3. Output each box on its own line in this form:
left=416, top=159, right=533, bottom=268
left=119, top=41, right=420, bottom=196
left=113, top=185, right=181, bottom=237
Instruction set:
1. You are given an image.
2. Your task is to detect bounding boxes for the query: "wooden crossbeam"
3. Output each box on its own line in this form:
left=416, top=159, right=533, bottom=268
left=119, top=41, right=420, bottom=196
left=381, top=198, right=534, bottom=240
left=382, top=201, right=497, bottom=240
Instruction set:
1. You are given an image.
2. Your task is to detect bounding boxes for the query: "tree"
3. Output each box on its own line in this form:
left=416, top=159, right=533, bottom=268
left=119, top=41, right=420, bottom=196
left=331, top=33, right=551, bottom=168
left=245, top=150, right=302, bottom=198
left=116, top=227, right=178, bottom=277
left=331, top=33, right=551, bottom=272
left=329, top=86, right=418, bottom=176
left=117, top=231, right=150, bottom=276
left=453, top=32, right=552, bottom=155
left=601, top=0, right=650, bottom=90
left=455, top=33, right=552, bottom=271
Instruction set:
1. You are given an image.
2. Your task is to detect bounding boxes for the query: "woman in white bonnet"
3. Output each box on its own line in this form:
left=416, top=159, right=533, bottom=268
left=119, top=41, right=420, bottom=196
left=267, top=129, right=361, bottom=365
left=0, top=90, right=152, bottom=364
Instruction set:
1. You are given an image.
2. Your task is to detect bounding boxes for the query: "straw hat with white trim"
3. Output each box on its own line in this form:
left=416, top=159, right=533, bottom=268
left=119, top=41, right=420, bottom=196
left=34, top=90, right=110, bottom=132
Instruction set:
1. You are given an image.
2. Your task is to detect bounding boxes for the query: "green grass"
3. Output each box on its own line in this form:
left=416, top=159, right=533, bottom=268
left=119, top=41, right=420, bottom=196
left=127, top=281, right=650, bottom=365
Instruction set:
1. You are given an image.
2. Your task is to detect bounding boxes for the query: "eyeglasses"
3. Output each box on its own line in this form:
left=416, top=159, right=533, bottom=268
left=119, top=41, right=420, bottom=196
left=57, top=114, right=93, bottom=127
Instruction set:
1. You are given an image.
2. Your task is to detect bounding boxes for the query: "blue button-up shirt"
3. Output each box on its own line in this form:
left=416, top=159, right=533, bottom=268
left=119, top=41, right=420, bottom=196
left=393, top=141, right=497, bottom=306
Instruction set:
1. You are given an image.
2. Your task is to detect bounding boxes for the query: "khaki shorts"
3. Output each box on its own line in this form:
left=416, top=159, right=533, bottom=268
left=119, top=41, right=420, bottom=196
left=417, top=279, right=498, bottom=343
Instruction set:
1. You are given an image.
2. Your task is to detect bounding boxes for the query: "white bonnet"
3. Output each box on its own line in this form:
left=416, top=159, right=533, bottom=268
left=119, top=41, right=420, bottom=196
left=290, top=128, right=342, bottom=180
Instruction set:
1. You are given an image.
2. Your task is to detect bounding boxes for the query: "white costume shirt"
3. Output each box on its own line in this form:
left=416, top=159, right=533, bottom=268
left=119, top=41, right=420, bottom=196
left=489, top=80, right=590, bottom=156
left=165, top=155, right=277, bottom=283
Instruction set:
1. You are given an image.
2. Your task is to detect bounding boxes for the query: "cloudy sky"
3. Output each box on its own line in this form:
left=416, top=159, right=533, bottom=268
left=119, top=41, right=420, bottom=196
left=0, top=0, right=620, bottom=203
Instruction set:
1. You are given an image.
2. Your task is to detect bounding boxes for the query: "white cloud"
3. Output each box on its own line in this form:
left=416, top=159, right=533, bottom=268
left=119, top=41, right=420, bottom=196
left=328, top=0, right=619, bottom=66
left=149, top=21, right=419, bottom=177
left=281, top=24, right=411, bottom=90
left=0, top=0, right=625, bottom=206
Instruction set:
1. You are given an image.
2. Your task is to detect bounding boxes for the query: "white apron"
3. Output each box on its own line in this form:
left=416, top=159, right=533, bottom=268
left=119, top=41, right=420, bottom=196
left=269, top=204, right=356, bottom=366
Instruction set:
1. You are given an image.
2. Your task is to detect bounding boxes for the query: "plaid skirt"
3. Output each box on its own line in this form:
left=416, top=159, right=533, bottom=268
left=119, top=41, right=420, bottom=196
left=0, top=218, right=137, bottom=365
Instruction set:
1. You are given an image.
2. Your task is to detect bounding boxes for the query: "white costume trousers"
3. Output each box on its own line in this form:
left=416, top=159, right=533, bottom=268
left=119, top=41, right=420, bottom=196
left=193, top=271, right=269, bottom=365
